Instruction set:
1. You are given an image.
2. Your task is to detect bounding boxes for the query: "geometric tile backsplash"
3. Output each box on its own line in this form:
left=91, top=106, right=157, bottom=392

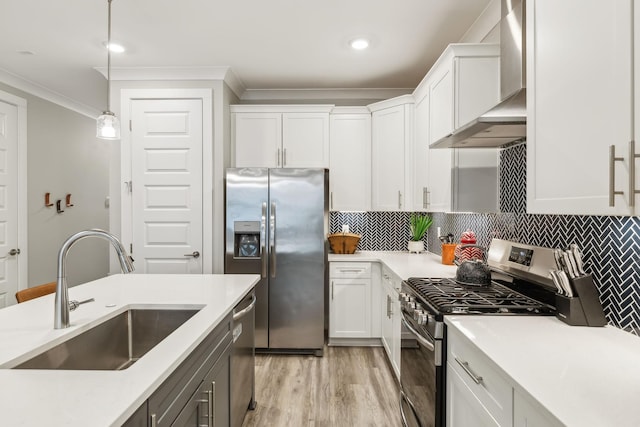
left=330, top=141, right=640, bottom=335
left=330, top=211, right=640, bottom=336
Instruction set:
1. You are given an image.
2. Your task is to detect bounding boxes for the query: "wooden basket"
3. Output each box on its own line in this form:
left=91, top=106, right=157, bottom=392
left=328, top=233, right=361, bottom=254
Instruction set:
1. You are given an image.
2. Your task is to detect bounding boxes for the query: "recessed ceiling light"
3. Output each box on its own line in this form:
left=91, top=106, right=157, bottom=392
left=103, top=41, right=125, bottom=53
left=350, top=38, right=370, bottom=50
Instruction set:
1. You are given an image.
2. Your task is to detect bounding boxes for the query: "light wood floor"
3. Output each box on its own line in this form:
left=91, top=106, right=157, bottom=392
left=242, top=346, right=401, bottom=427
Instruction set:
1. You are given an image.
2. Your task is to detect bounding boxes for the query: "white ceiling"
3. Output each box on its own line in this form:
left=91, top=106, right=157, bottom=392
left=0, top=0, right=493, bottom=113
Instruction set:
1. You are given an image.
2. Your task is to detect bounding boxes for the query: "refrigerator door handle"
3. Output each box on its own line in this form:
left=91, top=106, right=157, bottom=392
left=270, top=202, right=277, bottom=278
left=260, top=202, right=267, bottom=278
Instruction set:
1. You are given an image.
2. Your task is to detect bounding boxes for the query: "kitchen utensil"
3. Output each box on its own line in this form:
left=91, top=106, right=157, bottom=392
left=569, top=243, right=586, bottom=275
left=556, top=270, right=574, bottom=297
left=560, top=251, right=577, bottom=279
left=549, top=270, right=565, bottom=296
left=441, top=243, right=457, bottom=265
left=553, top=249, right=564, bottom=270
left=454, top=245, right=491, bottom=286
left=564, top=249, right=581, bottom=278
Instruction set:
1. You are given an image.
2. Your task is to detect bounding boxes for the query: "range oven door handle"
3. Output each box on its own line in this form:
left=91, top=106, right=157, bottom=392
left=233, top=294, right=257, bottom=321
left=401, top=314, right=435, bottom=352
left=400, top=390, right=422, bottom=427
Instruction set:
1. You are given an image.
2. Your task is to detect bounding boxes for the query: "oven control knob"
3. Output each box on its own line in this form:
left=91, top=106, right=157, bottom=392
left=413, top=309, right=428, bottom=325
left=406, top=301, right=416, bottom=309
left=399, top=293, right=413, bottom=303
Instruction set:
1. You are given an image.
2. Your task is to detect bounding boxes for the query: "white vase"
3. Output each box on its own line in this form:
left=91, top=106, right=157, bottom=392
left=408, top=240, right=424, bottom=253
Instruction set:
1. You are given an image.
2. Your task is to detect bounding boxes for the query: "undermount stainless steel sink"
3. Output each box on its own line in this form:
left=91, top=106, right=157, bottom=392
left=14, top=308, right=200, bottom=370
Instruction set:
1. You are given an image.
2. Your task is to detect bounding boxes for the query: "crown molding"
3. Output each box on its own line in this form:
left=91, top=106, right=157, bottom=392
left=95, top=66, right=247, bottom=98
left=0, top=68, right=101, bottom=119
left=240, top=88, right=412, bottom=103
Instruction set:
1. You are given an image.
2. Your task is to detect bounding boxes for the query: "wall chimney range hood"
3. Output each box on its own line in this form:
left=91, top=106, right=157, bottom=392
left=431, top=0, right=526, bottom=149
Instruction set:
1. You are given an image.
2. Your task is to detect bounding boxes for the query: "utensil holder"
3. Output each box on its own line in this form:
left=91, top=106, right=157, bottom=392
left=555, top=274, right=607, bottom=327
left=441, top=243, right=457, bottom=265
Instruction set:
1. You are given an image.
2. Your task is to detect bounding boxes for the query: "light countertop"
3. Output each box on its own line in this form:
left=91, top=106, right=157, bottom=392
left=445, top=316, right=640, bottom=427
left=329, top=250, right=457, bottom=279
left=0, top=273, right=259, bottom=427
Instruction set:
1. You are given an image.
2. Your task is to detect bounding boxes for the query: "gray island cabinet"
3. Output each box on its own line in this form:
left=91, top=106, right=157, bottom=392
left=124, top=312, right=232, bottom=427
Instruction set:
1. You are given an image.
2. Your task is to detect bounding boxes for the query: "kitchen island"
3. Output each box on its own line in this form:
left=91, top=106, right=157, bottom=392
left=0, top=273, right=259, bottom=426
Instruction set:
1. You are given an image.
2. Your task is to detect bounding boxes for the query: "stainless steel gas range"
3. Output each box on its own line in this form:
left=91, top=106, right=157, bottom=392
left=399, top=239, right=559, bottom=427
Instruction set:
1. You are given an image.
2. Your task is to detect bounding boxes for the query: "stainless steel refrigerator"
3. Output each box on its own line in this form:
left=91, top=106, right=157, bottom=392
left=225, top=168, right=328, bottom=356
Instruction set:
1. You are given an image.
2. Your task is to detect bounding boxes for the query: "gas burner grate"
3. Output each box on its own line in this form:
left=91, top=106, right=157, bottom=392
left=406, top=277, right=555, bottom=315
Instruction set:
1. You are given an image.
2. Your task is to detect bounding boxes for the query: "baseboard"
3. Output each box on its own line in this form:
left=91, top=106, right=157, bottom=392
left=328, top=337, right=383, bottom=347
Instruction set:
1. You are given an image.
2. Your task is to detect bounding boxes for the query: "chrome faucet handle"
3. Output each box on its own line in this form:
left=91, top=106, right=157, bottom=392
left=68, top=298, right=95, bottom=311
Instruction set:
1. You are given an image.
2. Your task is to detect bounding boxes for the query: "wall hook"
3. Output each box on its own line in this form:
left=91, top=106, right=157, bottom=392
left=65, top=194, right=74, bottom=207
left=44, top=193, right=54, bottom=207
left=56, top=200, right=64, bottom=214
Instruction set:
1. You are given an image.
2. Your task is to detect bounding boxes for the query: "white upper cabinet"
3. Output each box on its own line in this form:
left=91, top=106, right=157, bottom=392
left=233, top=112, right=281, bottom=168
left=329, top=108, right=371, bottom=211
left=369, top=96, right=414, bottom=211
left=428, top=44, right=500, bottom=147
left=527, top=0, right=635, bottom=215
left=231, top=105, right=332, bottom=168
left=413, top=74, right=452, bottom=212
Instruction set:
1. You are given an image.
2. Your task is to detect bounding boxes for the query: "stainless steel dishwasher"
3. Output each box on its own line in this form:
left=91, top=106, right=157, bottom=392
left=231, top=290, right=257, bottom=427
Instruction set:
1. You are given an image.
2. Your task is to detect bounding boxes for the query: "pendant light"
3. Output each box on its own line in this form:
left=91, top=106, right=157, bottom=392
left=96, top=0, right=120, bottom=140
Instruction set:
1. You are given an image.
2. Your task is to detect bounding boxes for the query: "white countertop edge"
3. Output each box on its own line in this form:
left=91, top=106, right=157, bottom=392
left=444, top=315, right=640, bottom=426
left=329, top=250, right=457, bottom=279
left=0, top=273, right=260, bottom=427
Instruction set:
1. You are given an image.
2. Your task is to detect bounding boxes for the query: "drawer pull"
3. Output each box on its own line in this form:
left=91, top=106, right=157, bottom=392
left=337, top=269, right=365, bottom=273
left=455, top=357, right=483, bottom=385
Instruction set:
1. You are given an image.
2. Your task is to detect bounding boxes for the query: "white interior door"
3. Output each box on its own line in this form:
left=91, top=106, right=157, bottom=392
left=130, top=98, right=203, bottom=274
left=0, top=101, right=20, bottom=306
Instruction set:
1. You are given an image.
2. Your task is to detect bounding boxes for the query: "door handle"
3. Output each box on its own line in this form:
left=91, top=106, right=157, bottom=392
left=184, top=251, right=200, bottom=259
left=609, top=145, right=624, bottom=206
left=8, top=249, right=20, bottom=256
left=401, top=315, right=435, bottom=351
left=233, top=294, right=257, bottom=321
left=261, top=202, right=267, bottom=279
left=455, top=357, right=484, bottom=385
left=270, top=202, right=277, bottom=277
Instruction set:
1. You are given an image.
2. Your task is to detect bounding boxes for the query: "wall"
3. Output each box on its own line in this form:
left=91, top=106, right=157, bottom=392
left=0, top=82, right=109, bottom=288
left=330, top=143, right=640, bottom=336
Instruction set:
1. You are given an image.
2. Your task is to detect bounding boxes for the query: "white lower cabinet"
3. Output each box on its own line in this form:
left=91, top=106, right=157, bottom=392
left=513, top=388, right=563, bottom=427
left=447, top=327, right=512, bottom=427
left=380, top=265, right=401, bottom=380
left=447, top=367, right=501, bottom=427
left=447, top=325, right=562, bottom=427
left=329, top=263, right=373, bottom=339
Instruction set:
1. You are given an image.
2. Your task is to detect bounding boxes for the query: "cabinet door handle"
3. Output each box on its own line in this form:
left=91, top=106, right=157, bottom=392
left=277, top=148, right=281, bottom=167
left=331, top=280, right=334, bottom=300
left=330, top=191, right=333, bottom=210
left=210, top=381, right=216, bottom=426
left=609, top=145, right=624, bottom=206
left=283, top=148, right=287, bottom=166
left=630, top=140, right=640, bottom=207
left=455, top=357, right=484, bottom=385
left=398, top=191, right=402, bottom=210
left=150, top=413, right=157, bottom=427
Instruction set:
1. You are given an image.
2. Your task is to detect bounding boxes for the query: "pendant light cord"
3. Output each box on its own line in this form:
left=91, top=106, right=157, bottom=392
left=106, top=0, right=112, bottom=113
